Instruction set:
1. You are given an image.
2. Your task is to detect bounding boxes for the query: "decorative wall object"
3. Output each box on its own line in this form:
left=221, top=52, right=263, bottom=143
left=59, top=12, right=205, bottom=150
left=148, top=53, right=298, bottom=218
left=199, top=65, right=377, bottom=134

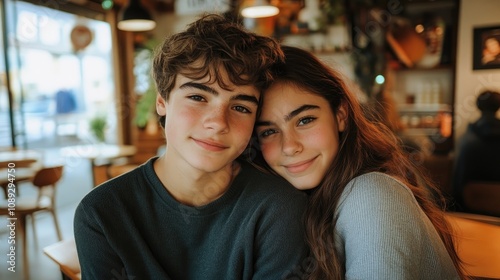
left=473, top=25, right=500, bottom=70
left=70, top=25, right=93, bottom=52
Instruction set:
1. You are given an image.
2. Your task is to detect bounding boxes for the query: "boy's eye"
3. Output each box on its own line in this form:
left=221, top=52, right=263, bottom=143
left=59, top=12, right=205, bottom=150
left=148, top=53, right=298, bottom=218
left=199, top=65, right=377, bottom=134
left=188, top=95, right=205, bottom=102
left=298, top=116, right=316, bottom=126
left=233, top=105, right=251, bottom=114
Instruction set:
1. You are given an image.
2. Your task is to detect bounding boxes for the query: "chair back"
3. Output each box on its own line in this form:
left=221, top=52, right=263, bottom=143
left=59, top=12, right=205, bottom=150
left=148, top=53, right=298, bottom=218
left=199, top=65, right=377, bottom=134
left=463, top=181, right=500, bottom=217
left=32, top=165, right=64, bottom=188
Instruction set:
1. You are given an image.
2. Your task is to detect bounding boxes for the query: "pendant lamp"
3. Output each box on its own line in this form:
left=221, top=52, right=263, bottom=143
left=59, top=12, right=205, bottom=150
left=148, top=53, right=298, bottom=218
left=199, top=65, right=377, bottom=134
left=118, top=0, right=156, bottom=32
left=241, top=0, right=279, bottom=18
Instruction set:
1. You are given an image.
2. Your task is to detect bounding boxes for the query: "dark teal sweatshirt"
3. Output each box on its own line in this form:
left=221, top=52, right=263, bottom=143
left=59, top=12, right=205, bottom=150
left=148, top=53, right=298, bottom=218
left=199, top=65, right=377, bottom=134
left=74, top=158, right=308, bottom=280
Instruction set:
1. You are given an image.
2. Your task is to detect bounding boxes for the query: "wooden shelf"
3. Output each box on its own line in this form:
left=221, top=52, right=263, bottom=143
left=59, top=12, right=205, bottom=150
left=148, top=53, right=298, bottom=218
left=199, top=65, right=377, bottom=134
left=390, top=64, right=454, bottom=72
left=405, top=128, right=440, bottom=135
left=398, top=104, right=451, bottom=113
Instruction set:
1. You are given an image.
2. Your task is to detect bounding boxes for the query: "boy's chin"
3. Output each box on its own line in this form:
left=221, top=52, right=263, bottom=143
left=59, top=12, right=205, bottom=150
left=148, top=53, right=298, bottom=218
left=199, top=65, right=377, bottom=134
left=188, top=157, right=238, bottom=173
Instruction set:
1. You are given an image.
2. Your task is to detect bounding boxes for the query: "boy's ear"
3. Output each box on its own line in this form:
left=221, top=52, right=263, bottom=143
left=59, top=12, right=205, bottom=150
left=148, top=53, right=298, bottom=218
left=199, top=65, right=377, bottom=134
left=336, top=102, right=348, bottom=132
left=156, top=94, right=167, bottom=116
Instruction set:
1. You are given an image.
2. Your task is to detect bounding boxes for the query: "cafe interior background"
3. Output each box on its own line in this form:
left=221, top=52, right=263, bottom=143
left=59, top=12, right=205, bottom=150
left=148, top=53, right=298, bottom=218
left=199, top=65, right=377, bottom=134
left=2, top=0, right=498, bottom=203
left=0, top=0, right=499, bottom=279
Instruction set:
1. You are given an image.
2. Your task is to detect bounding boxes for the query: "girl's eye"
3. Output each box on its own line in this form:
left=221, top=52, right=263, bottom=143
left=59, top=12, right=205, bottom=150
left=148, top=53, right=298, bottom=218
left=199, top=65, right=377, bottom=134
left=233, top=105, right=251, bottom=114
left=298, top=116, right=316, bottom=126
left=188, top=95, right=206, bottom=102
left=258, top=129, right=277, bottom=138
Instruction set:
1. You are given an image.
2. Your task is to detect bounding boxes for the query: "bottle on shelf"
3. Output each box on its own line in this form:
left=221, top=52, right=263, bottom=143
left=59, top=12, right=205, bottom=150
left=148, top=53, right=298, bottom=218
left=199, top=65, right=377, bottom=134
left=430, top=80, right=442, bottom=104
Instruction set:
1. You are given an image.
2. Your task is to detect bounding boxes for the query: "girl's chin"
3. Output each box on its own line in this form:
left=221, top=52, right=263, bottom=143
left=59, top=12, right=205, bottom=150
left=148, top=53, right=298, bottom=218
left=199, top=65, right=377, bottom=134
left=288, top=179, right=319, bottom=191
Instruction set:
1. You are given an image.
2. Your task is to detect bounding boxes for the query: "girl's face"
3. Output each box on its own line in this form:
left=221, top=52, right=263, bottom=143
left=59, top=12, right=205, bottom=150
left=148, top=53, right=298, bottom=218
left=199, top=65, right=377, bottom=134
left=256, top=81, right=346, bottom=190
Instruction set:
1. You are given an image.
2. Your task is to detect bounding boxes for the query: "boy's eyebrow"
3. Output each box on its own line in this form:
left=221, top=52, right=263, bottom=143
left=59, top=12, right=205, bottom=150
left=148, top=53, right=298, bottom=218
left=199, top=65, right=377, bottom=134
left=180, top=81, right=259, bottom=105
left=256, top=104, right=319, bottom=127
left=180, top=82, right=218, bottom=95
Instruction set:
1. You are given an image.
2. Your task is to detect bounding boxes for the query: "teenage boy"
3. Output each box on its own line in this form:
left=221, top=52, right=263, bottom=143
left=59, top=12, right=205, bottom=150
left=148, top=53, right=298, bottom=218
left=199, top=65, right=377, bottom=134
left=74, top=14, right=308, bottom=279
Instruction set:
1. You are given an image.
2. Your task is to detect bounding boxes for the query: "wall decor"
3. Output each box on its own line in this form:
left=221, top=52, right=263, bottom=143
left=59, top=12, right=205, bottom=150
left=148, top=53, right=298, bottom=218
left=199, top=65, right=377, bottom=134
left=473, top=25, right=500, bottom=70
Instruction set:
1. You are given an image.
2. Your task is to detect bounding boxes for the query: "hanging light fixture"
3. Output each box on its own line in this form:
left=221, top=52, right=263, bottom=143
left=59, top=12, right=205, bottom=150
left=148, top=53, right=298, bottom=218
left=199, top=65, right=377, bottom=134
left=240, top=0, right=279, bottom=18
left=117, top=0, right=156, bottom=32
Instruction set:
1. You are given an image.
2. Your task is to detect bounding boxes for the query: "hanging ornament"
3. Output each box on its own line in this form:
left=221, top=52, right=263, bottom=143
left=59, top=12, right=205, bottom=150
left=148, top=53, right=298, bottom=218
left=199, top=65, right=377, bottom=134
left=70, top=25, right=93, bottom=52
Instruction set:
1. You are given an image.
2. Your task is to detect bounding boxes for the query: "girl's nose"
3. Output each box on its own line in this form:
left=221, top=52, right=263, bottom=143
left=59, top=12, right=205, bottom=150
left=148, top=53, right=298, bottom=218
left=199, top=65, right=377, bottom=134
left=281, top=132, right=302, bottom=156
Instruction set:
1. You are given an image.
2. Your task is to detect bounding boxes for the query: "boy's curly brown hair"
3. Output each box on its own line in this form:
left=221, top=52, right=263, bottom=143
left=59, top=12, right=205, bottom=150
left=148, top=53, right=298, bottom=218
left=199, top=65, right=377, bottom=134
left=152, top=14, right=283, bottom=125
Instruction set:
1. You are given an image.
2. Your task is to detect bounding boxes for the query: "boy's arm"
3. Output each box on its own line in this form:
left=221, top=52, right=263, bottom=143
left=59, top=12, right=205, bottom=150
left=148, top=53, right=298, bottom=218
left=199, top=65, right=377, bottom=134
left=252, top=193, right=309, bottom=280
left=74, top=201, right=126, bottom=279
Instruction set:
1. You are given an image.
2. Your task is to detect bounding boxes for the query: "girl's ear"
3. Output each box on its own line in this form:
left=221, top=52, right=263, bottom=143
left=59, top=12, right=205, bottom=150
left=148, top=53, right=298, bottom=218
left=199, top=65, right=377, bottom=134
left=336, top=102, right=348, bottom=132
left=156, top=94, right=166, bottom=116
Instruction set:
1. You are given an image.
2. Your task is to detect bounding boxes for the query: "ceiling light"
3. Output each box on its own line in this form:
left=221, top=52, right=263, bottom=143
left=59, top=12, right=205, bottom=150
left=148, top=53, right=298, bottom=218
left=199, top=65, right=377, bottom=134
left=241, top=0, right=279, bottom=18
left=117, top=0, right=156, bottom=32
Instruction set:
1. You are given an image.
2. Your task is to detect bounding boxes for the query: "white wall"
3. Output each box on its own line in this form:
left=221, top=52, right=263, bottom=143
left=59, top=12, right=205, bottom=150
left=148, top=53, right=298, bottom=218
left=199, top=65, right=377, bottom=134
left=454, top=0, right=500, bottom=149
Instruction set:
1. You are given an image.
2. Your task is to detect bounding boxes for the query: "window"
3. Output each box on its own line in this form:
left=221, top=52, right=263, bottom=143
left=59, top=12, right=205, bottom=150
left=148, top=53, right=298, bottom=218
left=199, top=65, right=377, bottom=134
left=1, top=0, right=116, bottom=148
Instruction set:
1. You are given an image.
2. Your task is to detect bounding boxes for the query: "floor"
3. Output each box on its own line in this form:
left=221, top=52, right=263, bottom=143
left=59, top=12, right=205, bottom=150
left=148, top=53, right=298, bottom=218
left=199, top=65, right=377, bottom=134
left=0, top=145, right=94, bottom=280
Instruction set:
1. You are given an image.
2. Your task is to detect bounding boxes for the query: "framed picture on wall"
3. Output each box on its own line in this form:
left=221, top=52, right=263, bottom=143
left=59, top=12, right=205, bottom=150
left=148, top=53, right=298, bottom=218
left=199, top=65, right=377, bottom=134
left=473, top=25, right=500, bottom=70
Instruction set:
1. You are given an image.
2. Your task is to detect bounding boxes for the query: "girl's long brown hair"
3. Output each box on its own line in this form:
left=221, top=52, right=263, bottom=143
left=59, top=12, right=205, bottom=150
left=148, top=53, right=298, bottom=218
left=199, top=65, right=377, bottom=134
left=250, top=45, right=467, bottom=279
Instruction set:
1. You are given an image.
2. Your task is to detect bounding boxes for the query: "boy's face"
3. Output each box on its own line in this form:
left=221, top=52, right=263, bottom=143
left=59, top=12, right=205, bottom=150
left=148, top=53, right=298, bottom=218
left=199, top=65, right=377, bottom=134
left=156, top=67, right=260, bottom=173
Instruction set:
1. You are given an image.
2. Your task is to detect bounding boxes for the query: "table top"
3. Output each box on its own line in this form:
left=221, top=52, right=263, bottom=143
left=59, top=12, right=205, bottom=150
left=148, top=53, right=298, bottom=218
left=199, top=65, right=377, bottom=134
left=43, top=239, right=81, bottom=280
left=0, top=150, right=41, bottom=168
left=61, top=144, right=137, bottom=161
left=445, top=212, right=500, bottom=278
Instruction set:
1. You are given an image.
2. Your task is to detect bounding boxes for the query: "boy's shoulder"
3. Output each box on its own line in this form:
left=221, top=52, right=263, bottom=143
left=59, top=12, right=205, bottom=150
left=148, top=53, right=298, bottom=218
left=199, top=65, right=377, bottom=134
left=80, top=160, right=152, bottom=205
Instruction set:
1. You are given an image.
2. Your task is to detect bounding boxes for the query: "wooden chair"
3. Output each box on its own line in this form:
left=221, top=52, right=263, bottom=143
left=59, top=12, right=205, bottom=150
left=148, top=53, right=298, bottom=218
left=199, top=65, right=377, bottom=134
left=44, top=239, right=81, bottom=280
left=0, top=165, right=64, bottom=279
left=445, top=212, right=500, bottom=279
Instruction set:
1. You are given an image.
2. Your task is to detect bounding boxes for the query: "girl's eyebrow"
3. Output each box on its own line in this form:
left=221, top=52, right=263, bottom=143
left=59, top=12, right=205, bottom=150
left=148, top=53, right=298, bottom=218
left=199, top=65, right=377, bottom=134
left=255, top=120, right=272, bottom=127
left=256, top=104, right=319, bottom=127
left=180, top=82, right=259, bottom=105
left=284, top=105, right=319, bottom=121
left=232, top=94, right=259, bottom=105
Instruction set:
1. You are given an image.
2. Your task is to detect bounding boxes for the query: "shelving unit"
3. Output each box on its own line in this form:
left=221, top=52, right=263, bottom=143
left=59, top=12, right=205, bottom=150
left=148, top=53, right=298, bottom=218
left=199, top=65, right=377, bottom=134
left=279, top=30, right=355, bottom=80
left=398, top=103, right=452, bottom=138
left=388, top=0, right=459, bottom=154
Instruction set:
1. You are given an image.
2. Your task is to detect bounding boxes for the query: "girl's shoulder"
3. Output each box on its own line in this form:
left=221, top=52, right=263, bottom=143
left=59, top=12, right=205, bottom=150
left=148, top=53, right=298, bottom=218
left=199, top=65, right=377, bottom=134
left=337, top=172, right=418, bottom=214
left=344, top=172, right=412, bottom=197
left=335, top=171, right=427, bottom=237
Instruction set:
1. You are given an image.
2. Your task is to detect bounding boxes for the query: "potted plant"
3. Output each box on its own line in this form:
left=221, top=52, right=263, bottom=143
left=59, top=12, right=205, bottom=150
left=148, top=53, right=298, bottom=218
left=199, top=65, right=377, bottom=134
left=132, top=37, right=159, bottom=133
left=134, top=84, right=157, bottom=130
left=89, top=114, right=107, bottom=143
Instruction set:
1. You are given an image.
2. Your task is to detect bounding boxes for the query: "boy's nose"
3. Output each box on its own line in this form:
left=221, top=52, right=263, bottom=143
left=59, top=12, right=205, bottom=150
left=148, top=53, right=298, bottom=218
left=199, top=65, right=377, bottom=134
left=203, top=108, right=229, bottom=133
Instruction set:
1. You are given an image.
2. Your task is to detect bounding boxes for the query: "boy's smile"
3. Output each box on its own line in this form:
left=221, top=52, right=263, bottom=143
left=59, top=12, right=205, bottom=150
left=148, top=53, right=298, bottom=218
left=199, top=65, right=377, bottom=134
left=192, top=138, right=229, bottom=151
